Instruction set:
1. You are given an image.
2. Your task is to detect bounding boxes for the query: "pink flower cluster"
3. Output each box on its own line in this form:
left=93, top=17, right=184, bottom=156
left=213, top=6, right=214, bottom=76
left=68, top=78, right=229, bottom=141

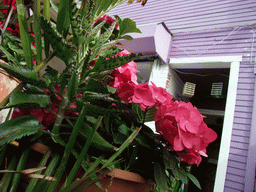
left=111, top=51, right=217, bottom=166
left=154, top=101, right=217, bottom=166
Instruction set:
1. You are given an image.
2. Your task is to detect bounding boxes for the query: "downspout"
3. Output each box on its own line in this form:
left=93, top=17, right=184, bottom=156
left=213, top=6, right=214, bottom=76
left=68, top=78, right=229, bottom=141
left=244, top=29, right=256, bottom=192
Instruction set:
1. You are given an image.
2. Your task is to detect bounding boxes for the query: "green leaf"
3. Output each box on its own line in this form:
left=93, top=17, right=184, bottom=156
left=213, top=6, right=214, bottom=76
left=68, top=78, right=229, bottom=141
left=121, top=35, right=134, bottom=41
left=90, top=20, right=118, bottom=49
left=33, top=153, right=61, bottom=191
left=118, top=124, right=131, bottom=136
left=82, top=91, right=109, bottom=102
left=7, top=42, right=24, bottom=56
left=33, top=0, right=42, bottom=63
left=126, top=144, right=139, bottom=170
left=163, top=148, right=179, bottom=170
left=66, top=69, right=78, bottom=102
left=114, top=15, right=141, bottom=38
left=61, top=155, right=105, bottom=192
left=8, top=92, right=51, bottom=108
left=98, top=46, right=123, bottom=58
left=43, top=0, right=50, bottom=20
left=10, top=148, right=30, bottom=192
left=107, top=85, right=117, bottom=94
left=0, top=61, right=47, bottom=88
left=62, top=116, right=104, bottom=189
left=145, top=107, right=157, bottom=122
left=70, top=2, right=86, bottom=47
left=154, top=162, right=169, bottom=191
left=85, top=79, right=109, bottom=94
left=80, top=122, right=116, bottom=152
left=0, top=155, right=18, bottom=191
left=178, top=168, right=188, bottom=184
left=92, top=53, right=141, bottom=72
left=171, top=178, right=180, bottom=192
left=16, top=0, right=33, bottom=69
left=56, top=0, right=70, bottom=37
left=187, top=173, right=201, bottom=190
left=40, top=16, right=76, bottom=63
left=0, top=115, right=42, bottom=145
left=43, top=0, right=51, bottom=57
left=111, top=0, right=119, bottom=6
left=0, top=45, right=20, bottom=67
left=101, top=127, right=142, bottom=169
left=25, top=151, right=51, bottom=191
left=96, top=0, right=112, bottom=15
left=80, top=0, right=97, bottom=32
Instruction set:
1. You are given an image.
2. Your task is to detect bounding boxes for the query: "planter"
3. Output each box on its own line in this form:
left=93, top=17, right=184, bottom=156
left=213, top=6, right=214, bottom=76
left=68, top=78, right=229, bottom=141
left=0, top=60, right=19, bottom=103
left=77, top=168, right=155, bottom=192
left=0, top=59, right=19, bottom=124
left=29, top=143, right=155, bottom=192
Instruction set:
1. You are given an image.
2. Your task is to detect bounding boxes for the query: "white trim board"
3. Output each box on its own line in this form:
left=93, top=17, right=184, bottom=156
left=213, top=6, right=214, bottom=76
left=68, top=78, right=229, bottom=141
left=169, top=56, right=242, bottom=192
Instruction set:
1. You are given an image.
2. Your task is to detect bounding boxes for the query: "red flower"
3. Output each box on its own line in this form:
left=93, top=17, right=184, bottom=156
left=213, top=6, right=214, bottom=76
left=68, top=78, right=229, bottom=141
left=12, top=84, right=81, bottom=129
left=5, top=24, right=19, bottom=37
left=0, top=0, right=16, bottom=13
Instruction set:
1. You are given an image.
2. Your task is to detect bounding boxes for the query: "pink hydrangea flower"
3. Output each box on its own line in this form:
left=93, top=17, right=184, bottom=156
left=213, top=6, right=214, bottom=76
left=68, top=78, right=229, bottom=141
left=132, top=82, right=156, bottom=111
left=113, top=50, right=139, bottom=87
left=116, top=81, right=136, bottom=104
left=175, top=101, right=203, bottom=134
left=177, top=149, right=204, bottom=166
left=149, top=82, right=173, bottom=108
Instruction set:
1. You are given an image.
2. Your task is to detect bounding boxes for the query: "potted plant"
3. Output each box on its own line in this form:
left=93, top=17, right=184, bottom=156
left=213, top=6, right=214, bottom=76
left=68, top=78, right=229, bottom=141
left=0, top=0, right=217, bottom=191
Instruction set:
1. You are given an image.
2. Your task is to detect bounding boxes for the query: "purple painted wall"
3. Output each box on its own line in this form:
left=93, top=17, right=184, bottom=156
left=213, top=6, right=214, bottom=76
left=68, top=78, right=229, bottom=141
left=171, top=27, right=255, bottom=192
left=109, top=0, right=256, bottom=191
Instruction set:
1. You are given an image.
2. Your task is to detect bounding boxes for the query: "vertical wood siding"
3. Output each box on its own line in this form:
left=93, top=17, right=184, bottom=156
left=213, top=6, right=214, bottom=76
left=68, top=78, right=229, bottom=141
left=109, top=0, right=256, bottom=191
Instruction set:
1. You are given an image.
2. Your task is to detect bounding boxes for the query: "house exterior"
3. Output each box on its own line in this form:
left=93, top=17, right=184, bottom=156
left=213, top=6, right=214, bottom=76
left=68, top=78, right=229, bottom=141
left=109, top=1, right=256, bottom=191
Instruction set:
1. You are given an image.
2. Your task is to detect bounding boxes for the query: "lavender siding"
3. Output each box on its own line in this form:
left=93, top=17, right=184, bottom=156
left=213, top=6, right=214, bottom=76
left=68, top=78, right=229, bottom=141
left=169, top=27, right=255, bottom=191
left=109, top=0, right=256, bottom=191
left=108, top=0, right=256, bottom=33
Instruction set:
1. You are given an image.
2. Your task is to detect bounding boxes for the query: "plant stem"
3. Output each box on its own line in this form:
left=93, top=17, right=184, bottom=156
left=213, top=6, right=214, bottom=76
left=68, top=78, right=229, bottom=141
left=34, top=51, right=56, bottom=73
left=51, top=91, right=69, bottom=143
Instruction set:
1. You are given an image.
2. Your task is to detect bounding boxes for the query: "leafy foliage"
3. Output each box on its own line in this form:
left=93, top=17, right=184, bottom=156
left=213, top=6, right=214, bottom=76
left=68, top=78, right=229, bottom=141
left=0, top=0, right=201, bottom=192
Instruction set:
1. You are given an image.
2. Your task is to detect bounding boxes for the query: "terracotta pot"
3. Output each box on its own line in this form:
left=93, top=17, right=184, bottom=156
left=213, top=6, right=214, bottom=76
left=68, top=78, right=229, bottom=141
left=77, top=168, right=155, bottom=192
left=0, top=60, right=19, bottom=103
left=0, top=60, right=19, bottom=124
left=30, top=143, right=155, bottom=192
